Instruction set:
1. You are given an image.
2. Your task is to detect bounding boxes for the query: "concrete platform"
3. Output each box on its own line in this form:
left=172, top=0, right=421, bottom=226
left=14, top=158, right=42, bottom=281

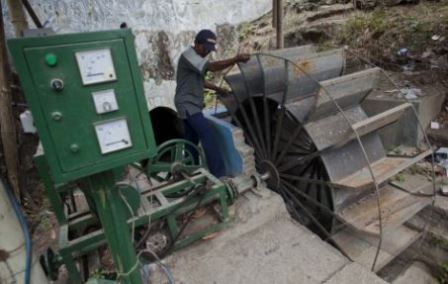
left=324, top=262, right=388, bottom=284
left=392, top=262, right=436, bottom=284
left=149, top=186, right=387, bottom=283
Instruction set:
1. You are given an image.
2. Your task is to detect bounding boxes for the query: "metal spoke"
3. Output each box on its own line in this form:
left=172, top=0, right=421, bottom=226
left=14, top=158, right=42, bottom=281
left=226, top=109, right=263, bottom=161
left=274, top=123, right=309, bottom=165
left=174, top=144, right=183, bottom=161
left=304, top=162, right=318, bottom=195
left=228, top=91, right=266, bottom=160
left=278, top=182, right=351, bottom=260
left=316, top=163, right=323, bottom=213
left=280, top=150, right=311, bottom=158
left=257, top=54, right=272, bottom=159
left=278, top=136, right=313, bottom=153
left=238, top=62, right=268, bottom=158
left=278, top=150, right=321, bottom=173
left=271, top=61, right=290, bottom=161
left=279, top=173, right=335, bottom=189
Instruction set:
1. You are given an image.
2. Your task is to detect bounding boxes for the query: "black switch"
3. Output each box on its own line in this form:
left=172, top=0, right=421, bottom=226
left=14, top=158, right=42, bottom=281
left=50, top=78, right=64, bottom=92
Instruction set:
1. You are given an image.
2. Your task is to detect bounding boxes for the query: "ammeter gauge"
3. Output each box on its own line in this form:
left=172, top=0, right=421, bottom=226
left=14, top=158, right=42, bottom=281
left=94, top=118, right=132, bottom=154
left=75, top=48, right=117, bottom=85
left=92, top=89, right=118, bottom=114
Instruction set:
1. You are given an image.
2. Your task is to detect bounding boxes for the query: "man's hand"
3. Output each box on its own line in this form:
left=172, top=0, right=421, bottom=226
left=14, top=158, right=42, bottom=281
left=215, top=87, right=230, bottom=95
left=235, top=54, right=250, bottom=63
left=208, top=54, right=251, bottom=72
left=204, top=81, right=230, bottom=95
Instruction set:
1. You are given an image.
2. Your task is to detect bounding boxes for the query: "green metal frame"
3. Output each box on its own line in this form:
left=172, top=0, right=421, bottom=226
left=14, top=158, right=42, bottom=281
left=55, top=169, right=231, bottom=283
left=12, top=29, right=235, bottom=283
left=145, top=139, right=207, bottom=182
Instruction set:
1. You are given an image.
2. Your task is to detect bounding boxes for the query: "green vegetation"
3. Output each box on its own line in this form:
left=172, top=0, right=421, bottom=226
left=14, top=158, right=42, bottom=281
left=393, top=172, right=406, bottom=183
left=341, top=9, right=388, bottom=44
left=334, top=2, right=448, bottom=66
left=438, top=261, right=448, bottom=283
left=238, top=22, right=252, bottom=41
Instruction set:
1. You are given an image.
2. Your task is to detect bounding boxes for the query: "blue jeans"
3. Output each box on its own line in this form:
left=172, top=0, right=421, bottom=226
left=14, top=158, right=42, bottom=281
left=184, top=112, right=225, bottom=178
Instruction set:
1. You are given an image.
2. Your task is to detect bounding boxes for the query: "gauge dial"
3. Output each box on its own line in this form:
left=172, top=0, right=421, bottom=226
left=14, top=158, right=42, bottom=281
left=94, top=118, right=132, bottom=154
left=92, top=89, right=118, bottom=114
left=75, top=49, right=117, bottom=85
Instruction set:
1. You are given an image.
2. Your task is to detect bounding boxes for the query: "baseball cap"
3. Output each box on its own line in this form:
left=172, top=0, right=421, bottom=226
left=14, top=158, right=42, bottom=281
left=195, top=29, right=217, bottom=52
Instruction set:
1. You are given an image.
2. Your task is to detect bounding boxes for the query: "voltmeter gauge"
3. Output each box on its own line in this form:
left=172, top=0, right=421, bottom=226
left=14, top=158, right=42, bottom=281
left=94, top=118, right=132, bottom=154
left=75, top=49, right=117, bottom=85
left=92, top=89, right=118, bottom=114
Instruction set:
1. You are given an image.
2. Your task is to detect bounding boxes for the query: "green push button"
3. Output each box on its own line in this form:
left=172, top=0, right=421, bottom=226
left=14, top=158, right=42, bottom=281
left=70, top=144, right=80, bottom=153
left=45, top=53, right=57, bottom=67
left=51, top=111, right=62, bottom=121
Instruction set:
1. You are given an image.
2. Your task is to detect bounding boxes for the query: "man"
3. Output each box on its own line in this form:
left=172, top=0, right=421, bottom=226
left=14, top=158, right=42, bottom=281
left=175, top=29, right=250, bottom=178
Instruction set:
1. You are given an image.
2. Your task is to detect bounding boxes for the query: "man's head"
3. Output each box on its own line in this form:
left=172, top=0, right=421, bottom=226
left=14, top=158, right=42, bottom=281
left=194, top=29, right=217, bottom=57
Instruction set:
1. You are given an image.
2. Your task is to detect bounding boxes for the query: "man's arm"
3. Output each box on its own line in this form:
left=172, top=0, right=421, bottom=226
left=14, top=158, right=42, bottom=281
left=207, top=54, right=250, bottom=72
left=204, top=81, right=228, bottom=94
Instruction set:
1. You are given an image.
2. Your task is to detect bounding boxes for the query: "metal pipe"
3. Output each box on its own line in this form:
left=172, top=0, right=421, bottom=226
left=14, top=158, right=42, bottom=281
left=272, top=0, right=277, bottom=28
left=21, top=0, right=43, bottom=28
left=276, top=0, right=284, bottom=49
left=6, top=0, right=28, bottom=36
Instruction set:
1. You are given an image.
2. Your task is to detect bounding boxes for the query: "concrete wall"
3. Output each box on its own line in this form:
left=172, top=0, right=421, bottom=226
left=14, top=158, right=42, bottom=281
left=2, top=0, right=271, bottom=110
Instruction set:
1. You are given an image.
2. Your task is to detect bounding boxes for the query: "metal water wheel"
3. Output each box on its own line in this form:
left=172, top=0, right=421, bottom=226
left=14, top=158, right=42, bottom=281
left=220, top=46, right=431, bottom=240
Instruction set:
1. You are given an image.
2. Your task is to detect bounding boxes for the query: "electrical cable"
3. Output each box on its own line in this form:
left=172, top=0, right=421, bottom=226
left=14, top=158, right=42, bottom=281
left=134, top=174, right=205, bottom=250
left=157, top=181, right=209, bottom=259
left=117, top=171, right=207, bottom=283
left=1, top=177, right=32, bottom=284
left=139, top=249, right=175, bottom=284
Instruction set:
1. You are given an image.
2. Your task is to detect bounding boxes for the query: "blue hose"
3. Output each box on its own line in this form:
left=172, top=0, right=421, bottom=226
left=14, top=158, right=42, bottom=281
left=1, top=178, right=32, bottom=284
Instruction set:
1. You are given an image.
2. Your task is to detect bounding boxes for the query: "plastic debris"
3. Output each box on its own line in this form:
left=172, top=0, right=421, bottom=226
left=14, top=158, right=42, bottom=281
left=432, top=35, right=441, bottom=41
left=400, top=88, right=422, bottom=100
left=402, top=61, right=416, bottom=72
left=435, top=148, right=448, bottom=177
left=441, top=185, right=448, bottom=196
left=431, top=121, right=440, bottom=129
left=397, top=48, right=408, bottom=56
left=19, top=110, right=37, bottom=134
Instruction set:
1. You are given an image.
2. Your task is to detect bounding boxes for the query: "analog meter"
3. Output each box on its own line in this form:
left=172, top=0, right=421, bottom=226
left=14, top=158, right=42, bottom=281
left=92, top=89, right=119, bottom=114
left=75, top=48, right=117, bottom=85
left=95, top=118, right=132, bottom=154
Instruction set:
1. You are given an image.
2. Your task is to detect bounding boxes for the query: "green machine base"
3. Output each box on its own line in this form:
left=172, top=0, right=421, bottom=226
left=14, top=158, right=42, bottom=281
left=37, top=151, right=234, bottom=283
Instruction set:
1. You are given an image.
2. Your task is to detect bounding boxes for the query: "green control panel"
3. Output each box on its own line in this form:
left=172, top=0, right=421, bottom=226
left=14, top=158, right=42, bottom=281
left=8, top=29, right=157, bottom=184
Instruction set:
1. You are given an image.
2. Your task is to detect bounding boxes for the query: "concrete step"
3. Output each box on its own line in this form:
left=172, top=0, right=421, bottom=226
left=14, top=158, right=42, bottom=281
left=392, top=261, right=436, bottom=284
left=333, top=149, right=432, bottom=190
left=150, top=187, right=380, bottom=284
left=235, top=144, right=254, bottom=157
left=333, top=224, right=422, bottom=272
left=323, top=262, right=388, bottom=284
left=336, top=173, right=433, bottom=235
left=231, top=128, right=245, bottom=143
left=243, top=159, right=255, bottom=166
